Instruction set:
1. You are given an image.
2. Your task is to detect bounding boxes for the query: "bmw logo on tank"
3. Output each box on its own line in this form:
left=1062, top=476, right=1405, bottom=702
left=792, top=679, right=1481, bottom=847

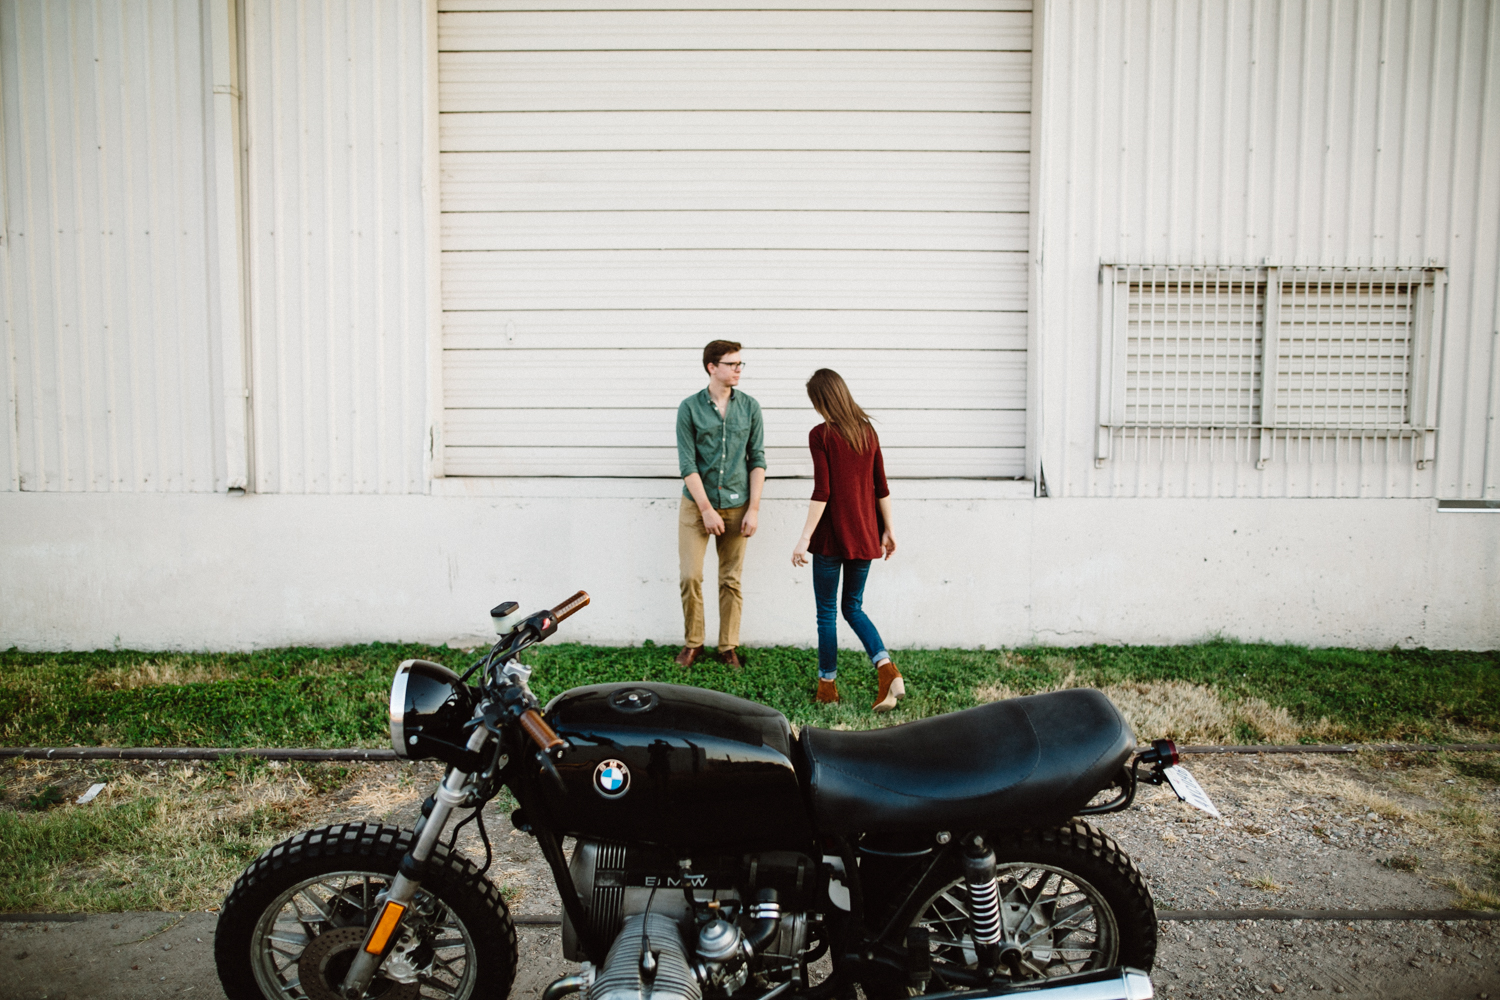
left=594, top=759, right=630, bottom=798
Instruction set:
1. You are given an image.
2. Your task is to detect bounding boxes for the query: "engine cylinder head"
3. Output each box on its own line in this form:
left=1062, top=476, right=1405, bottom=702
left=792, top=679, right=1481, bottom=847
left=589, top=912, right=701, bottom=1000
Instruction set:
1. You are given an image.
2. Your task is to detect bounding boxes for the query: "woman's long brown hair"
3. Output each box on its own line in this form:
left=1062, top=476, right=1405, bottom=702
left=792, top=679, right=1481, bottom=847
left=806, top=369, right=874, bottom=453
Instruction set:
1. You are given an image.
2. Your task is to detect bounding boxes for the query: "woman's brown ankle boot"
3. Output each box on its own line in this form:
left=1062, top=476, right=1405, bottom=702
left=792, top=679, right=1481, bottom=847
left=816, top=679, right=840, bottom=704
left=873, top=661, right=904, bottom=712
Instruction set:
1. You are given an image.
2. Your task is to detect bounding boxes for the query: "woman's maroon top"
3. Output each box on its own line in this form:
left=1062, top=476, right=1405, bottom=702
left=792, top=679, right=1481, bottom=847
left=808, top=422, right=890, bottom=561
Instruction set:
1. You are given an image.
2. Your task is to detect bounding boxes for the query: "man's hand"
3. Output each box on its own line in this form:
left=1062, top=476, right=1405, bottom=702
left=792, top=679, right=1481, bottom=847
left=881, top=530, right=897, bottom=560
left=741, top=508, right=759, bottom=537
left=700, top=507, right=726, bottom=535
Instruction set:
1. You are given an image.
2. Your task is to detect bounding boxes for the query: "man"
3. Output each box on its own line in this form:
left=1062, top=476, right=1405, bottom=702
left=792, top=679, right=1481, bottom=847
left=675, top=340, right=766, bottom=668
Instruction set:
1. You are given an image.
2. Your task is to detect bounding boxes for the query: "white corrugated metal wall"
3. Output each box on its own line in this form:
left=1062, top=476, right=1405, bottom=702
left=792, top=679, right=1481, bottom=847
left=0, top=0, right=226, bottom=493
left=241, top=0, right=430, bottom=494
left=1034, top=0, right=1500, bottom=498
left=436, top=0, right=1032, bottom=480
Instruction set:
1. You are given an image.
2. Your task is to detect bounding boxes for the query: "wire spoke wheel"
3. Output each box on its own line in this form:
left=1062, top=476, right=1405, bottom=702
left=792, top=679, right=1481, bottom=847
left=915, top=863, right=1118, bottom=984
left=865, top=823, right=1155, bottom=1000
left=249, top=869, right=479, bottom=1000
left=217, top=825, right=516, bottom=1000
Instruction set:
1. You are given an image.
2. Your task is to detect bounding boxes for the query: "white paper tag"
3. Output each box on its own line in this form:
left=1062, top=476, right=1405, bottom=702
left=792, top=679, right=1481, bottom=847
left=1163, top=764, right=1221, bottom=818
left=76, top=782, right=106, bottom=805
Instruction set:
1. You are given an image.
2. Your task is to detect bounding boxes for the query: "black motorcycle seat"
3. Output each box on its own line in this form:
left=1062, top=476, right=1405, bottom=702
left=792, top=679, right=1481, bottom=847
left=797, top=689, right=1135, bottom=833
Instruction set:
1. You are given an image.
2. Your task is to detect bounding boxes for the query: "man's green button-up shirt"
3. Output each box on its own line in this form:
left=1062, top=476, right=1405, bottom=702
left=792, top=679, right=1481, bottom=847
left=676, top=388, right=766, bottom=509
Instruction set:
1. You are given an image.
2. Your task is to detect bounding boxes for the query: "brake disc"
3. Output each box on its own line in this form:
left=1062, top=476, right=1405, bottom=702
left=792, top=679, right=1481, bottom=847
left=297, top=926, right=420, bottom=1000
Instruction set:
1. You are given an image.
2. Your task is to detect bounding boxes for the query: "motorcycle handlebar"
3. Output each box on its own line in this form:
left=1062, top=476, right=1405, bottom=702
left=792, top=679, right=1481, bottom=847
left=551, top=590, right=590, bottom=622
left=519, top=709, right=565, bottom=753
left=501, top=591, right=586, bottom=755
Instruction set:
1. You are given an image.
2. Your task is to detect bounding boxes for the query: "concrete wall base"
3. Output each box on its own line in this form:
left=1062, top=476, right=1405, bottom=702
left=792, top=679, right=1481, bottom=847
left=2, top=485, right=1495, bottom=651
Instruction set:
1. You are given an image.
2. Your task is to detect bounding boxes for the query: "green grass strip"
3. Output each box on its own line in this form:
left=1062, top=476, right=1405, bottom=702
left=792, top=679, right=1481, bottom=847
left=2, top=641, right=1496, bottom=749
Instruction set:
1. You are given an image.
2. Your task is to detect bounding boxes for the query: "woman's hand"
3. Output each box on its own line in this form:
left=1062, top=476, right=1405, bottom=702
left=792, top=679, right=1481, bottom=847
left=877, top=496, right=896, bottom=560
left=794, top=501, right=826, bottom=567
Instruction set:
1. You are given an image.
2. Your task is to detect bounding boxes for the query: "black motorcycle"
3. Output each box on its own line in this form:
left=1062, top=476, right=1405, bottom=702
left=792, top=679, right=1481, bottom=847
left=215, top=592, right=1217, bottom=1000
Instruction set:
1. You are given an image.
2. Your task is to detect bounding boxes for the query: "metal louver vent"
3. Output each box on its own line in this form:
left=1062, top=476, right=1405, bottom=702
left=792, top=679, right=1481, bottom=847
left=1098, top=266, right=1444, bottom=469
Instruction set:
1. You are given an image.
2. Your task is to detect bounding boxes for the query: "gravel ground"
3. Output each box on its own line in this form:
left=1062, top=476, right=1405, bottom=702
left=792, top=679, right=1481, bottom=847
left=1092, top=753, right=1478, bottom=912
left=3, top=751, right=1497, bottom=999
left=1153, top=918, right=1498, bottom=999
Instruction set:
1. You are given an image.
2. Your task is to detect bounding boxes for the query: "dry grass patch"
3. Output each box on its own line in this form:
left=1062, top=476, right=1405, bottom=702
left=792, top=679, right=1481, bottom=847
left=335, top=766, right=426, bottom=825
left=88, top=658, right=238, bottom=690
left=1246, top=873, right=1286, bottom=892
left=1448, top=878, right=1500, bottom=910
left=0, top=758, right=448, bottom=913
left=975, top=675, right=1338, bottom=744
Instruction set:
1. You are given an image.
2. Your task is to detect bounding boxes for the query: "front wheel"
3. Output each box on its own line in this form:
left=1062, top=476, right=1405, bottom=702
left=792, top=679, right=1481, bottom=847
left=868, top=821, right=1156, bottom=997
left=214, top=823, right=518, bottom=1000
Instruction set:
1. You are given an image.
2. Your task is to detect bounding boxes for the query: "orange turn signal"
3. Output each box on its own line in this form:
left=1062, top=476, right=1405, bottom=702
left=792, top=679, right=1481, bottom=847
left=364, top=900, right=407, bottom=955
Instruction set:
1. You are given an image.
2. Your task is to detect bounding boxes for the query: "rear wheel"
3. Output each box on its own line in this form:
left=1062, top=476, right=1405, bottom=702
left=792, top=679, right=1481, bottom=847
left=866, top=821, right=1156, bottom=997
left=214, top=823, right=517, bottom=1000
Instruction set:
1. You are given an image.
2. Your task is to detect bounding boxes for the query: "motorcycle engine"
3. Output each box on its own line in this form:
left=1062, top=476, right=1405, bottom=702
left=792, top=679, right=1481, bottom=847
left=590, top=912, right=701, bottom=1000
left=568, top=840, right=815, bottom=1000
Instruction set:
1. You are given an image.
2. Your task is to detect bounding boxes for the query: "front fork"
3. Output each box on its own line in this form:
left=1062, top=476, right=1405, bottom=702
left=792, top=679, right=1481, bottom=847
left=338, top=727, right=490, bottom=999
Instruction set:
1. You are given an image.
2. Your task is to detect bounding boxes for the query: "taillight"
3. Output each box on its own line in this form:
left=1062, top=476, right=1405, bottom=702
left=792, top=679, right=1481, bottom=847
left=1139, top=738, right=1178, bottom=767
left=1154, top=738, right=1179, bottom=766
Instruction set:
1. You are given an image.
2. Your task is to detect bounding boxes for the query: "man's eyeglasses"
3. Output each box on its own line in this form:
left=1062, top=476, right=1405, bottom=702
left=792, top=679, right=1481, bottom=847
left=714, top=361, right=746, bottom=371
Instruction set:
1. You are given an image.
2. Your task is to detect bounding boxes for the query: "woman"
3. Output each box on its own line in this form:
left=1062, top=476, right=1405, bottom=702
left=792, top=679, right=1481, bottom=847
left=790, top=369, right=905, bottom=710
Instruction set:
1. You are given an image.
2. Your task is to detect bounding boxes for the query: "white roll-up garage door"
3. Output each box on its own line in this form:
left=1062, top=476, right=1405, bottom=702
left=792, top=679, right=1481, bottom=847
left=438, top=0, right=1030, bottom=479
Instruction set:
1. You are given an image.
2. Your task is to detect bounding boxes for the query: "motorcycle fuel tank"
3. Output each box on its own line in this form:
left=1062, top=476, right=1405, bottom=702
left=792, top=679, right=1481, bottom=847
left=539, top=682, right=813, bottom=849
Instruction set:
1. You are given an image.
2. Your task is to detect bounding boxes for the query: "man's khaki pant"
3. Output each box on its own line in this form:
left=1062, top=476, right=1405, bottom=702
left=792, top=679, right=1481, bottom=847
left=679, top=497, right=748, bottom=652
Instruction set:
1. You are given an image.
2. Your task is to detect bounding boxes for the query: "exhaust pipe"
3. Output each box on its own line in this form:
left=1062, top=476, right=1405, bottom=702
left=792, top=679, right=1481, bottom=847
left=918, top=967, right=1153, bottom=1000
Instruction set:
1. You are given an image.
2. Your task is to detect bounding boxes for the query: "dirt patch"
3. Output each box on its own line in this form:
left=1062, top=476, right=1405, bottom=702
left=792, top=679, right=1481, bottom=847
left=1093, top=752, right=1500, bottom=913
left=1154, top=917, right=1499, bottom=998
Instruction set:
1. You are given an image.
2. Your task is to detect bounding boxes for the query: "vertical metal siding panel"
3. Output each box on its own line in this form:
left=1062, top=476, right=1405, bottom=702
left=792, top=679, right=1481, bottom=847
left=403, top=0, right=429, bottom=492
left=1042, top=0, right=1495, bottom=498
left=92, top=1, right=124, bottom=490
left=348, top=0, right=368, bottom=493
left=1438, top=1, right=1480, bottom=496
left=0, top=0, right=218, bottom=493
left=1457, top=0, right=1500, bottom=498
left=32, top=2, right=69, bottom=492
left=0, top=2, right=14, bottom=491
left=0, top=0, right=23, bottom=493
left=1485, top=6, right=1500, bottom=497
left=243, top=0, right=427, bottom=494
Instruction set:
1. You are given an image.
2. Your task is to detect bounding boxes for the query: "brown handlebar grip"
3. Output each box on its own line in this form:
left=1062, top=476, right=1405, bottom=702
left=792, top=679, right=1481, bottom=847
left=519, top=709, right=565, bottom=753
left=551, top=590, right=591, bottom=623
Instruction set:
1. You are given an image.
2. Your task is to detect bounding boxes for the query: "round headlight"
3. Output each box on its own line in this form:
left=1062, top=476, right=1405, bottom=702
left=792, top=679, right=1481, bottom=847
left=388, top=659, right=480, bottom=767
left=389, top=665, right=412, bottom=755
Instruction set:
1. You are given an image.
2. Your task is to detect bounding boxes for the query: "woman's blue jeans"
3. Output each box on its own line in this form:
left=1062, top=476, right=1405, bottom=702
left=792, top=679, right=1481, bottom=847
left=812, top=554, right=889, bottom=681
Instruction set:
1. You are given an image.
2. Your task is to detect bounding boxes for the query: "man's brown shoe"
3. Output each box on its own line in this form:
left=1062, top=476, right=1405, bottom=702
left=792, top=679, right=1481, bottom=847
left=816, top=679, right=840, bottom=703
left=719, top=648, right=743, bottom=668
left=674, top=646, right=702, bottom=667
left=873, top=660, right=904, bottom=712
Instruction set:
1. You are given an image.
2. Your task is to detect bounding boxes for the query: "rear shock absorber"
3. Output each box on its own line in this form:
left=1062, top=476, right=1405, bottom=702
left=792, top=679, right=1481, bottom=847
left=962, top=837, right=1002, bottom=972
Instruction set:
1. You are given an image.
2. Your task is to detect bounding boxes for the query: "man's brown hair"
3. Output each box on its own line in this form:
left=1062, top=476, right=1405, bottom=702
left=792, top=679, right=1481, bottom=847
left=702, top=340, right=742, bottom=374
